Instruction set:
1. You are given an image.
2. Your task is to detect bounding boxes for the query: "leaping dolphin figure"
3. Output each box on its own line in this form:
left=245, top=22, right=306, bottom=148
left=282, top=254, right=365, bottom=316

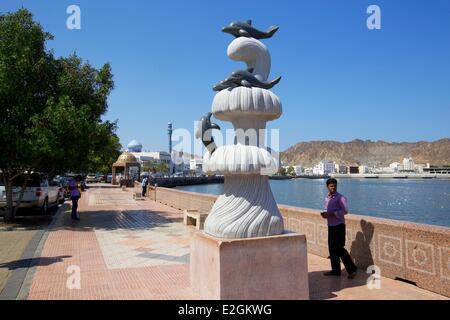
left=213, top=68, right=281, bottom=91
left=196, top=112, right=221, bottom=154
left=222, top=20, right=279, bottom=39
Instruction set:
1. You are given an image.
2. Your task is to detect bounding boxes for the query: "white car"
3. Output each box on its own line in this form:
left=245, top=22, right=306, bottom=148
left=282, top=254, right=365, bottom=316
left=0, top=174, right=60, bottom=215
left=50, top=179, right=66, bottom=205
left=86, top=174, right=98, bottom=183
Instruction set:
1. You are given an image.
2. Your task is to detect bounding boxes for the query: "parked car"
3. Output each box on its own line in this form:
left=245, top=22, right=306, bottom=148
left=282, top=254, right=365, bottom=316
left=106, top=174, right=112, bottom=183
left=98, top=174, right=107, bottom=183
left=0, top=173, right=60, bottom=215
left=50, top=180, right=66, bottom=204
left=55, top=176, right=70, bottom=199
left=86, top=173, right=98, bottom=183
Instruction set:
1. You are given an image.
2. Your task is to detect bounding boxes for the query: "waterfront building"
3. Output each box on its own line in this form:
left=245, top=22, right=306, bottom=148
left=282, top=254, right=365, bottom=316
left=403, top=157, right=415, bottom=171
left=314, top=160, right=335, bottom=175
left=423, top=165, right=450, bottom=174
left=130, top=151, right=172, bottom=166
left=358, top=165, right=369, bottom=174
left=380, top=166, right=395, bottom=174
left=335, top=164, right=348, bottom=174
left=303, top=167, right=313, bottom=175
left=293, top=165, right=303, bottom=175
left=190, top=158, right=204, bottom=176
left=414, top=164, right=425, bottom=173
left=348, top=166, right=359, bottom=174
left=389, top=162, right=404, bottom=172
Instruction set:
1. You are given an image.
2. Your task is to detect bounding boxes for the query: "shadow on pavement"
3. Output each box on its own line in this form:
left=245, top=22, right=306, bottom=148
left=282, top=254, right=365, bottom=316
left=0, top=255, right=72, bottom=270
left=308, top=269, right=369, bottom=300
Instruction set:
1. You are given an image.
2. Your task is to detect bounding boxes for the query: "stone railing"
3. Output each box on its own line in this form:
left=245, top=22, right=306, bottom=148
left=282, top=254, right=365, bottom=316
left=151, top=186, right=450, bottom=297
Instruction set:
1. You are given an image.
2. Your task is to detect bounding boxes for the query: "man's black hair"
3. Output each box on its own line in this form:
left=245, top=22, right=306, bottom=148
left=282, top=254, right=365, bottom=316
left=326, top=178, right=337, bottom=186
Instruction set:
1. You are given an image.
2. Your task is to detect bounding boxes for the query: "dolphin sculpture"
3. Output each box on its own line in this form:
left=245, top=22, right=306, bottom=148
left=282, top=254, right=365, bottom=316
left=213, top=68, right=281, bottom=91
left=195, top=112, right=221, bottom=154
left=222, top=20, right=279, bottom=39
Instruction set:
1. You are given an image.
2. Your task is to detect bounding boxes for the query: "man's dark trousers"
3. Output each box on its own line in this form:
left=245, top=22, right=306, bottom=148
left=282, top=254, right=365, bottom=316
left=142, top=186, right=147, bottom=197
left=328, top=223, right=357, bottom=274
left=71, top=196, right=80, bottom=219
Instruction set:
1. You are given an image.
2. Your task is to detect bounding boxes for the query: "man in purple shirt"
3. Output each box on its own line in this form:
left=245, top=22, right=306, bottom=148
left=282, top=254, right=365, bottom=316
left=321, top=178, right=357, bottom=279
left=68, top=175, right=82, bottom=221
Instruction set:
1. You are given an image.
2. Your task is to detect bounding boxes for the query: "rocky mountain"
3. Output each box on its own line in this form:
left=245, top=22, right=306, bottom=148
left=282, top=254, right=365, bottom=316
left=280, top=139, right=450, bottom=167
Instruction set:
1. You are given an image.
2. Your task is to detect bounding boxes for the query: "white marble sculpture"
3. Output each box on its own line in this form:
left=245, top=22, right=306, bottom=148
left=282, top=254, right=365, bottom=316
left=196, top=21, right=284, bottom=239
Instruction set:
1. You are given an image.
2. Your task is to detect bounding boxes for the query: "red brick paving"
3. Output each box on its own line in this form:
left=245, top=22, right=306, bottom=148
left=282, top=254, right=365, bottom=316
left=28, top=186, right=198, bottom=300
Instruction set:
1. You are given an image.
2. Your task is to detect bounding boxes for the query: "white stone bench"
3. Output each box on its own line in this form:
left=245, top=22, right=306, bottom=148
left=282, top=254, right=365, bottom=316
left=183, top=209, right=208, bottom=230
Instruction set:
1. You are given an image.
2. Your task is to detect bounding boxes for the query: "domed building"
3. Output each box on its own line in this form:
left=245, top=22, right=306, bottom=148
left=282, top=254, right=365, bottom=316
left=112, top=151, right=141, bottom=186
left=126, top=139, right=143, bottom=152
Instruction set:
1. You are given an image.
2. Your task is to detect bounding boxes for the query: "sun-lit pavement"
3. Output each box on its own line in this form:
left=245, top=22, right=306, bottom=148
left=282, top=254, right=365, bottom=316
left=24, top=185, right=447, bottom=300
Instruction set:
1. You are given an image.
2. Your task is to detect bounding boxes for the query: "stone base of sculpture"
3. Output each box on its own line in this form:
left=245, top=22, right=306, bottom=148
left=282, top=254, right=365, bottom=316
left=190, top=231, right=309, bottom=300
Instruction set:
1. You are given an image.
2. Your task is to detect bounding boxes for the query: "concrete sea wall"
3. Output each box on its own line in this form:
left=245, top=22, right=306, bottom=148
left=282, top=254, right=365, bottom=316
left=147, top=185, right=450, bottom=297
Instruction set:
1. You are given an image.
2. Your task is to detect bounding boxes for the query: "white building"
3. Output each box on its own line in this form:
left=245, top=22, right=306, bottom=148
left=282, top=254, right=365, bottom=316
left=293, top=165, right=303, bottom=175
left=402, top=158, right=415, bottom=171
left=335, top=164, right=348, bottom=174
left=414, top=164, right=424, bottom=173
left=303, top=167, right=313, bottom=175
left=131, top=151, right=171, bottom=165
left=389, top=162, right=403, bottom=173
left=358, top=165, right=369, bottom=174
left=190, top=158, right=204, bottom=176
left=379, top=166, right=395, bottom=174
left=313, top=160, right=335, bottom=175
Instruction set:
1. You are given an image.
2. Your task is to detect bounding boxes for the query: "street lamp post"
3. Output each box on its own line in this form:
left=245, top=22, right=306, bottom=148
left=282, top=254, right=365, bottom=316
left=167, top=122, right=173, bottom=176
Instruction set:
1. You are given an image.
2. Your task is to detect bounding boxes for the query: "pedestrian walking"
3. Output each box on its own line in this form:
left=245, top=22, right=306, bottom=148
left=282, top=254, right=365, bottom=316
left=321, top=178, right=357, bottom=279
left=68, top=175, right=82, bottom=220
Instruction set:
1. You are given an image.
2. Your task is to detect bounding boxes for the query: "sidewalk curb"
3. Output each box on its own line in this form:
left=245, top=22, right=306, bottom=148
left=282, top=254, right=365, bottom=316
left=0, top=203, right=69, bottom=300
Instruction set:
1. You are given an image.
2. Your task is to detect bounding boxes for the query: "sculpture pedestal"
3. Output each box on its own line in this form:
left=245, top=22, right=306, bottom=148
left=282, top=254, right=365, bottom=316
left=190, top=231, right=309, bottom=300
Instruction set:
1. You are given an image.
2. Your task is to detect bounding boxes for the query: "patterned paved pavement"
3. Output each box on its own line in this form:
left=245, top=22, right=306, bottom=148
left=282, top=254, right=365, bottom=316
left=27, top=186, right=197, bottom=300
left=24, top=185, right=447, bottom=300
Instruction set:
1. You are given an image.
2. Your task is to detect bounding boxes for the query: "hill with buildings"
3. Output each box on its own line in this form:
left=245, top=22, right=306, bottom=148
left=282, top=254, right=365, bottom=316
left=280, top=138, right=450, bottom=167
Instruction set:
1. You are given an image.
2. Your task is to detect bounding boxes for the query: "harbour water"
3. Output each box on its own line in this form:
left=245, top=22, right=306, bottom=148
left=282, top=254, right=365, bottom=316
left=176, top=178, right=450, bottom=228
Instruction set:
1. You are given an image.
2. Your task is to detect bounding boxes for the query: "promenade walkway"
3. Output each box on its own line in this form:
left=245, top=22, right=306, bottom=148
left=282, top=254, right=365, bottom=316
left=19, top=185, right=447, bottom=300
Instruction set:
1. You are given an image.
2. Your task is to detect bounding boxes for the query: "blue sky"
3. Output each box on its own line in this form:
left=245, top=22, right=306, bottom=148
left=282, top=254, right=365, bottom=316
left=2, top=0, right=450, bottom=152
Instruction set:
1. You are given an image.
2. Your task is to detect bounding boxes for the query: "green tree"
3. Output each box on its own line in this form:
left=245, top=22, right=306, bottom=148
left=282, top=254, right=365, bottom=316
left=277, top=166, right=287, bottom=176
left=0, top=9, right=120, bottom=221
left=142, top=160, right=169, bottom=174
left=286, top=166, right=295, bottom=176
left=156, top=162, right=169, bottom=174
